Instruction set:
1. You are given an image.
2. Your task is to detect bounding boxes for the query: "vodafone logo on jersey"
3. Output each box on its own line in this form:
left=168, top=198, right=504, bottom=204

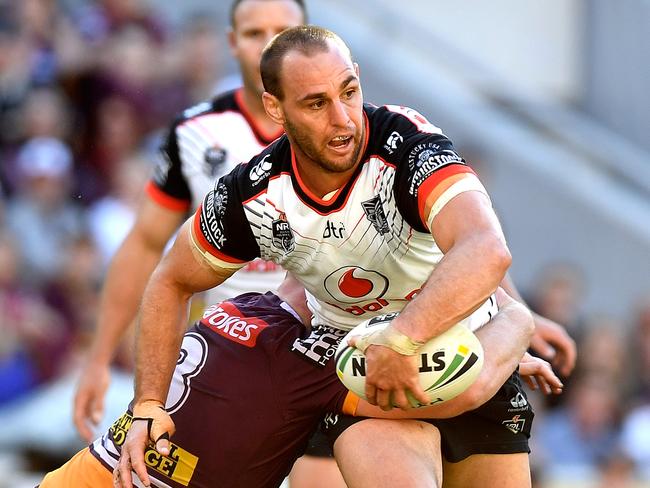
left=324, top=266, right=389, bottom=304
left=200, top=301, right=269, bottom=347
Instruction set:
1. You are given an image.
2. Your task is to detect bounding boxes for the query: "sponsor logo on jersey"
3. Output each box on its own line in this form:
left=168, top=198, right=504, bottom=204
left=361, top=195, right=389, bottom=235
left=384, top=131, right=403, bottom=154
left=502, top=414, right=526, bottom=434
left=204, top=146, right=227, bottom=176
left=200, top=302, right=269, bottom=347
left=291, top=325, right=347, bottom=367
left=249, top=154, right=273, bottom=185
left=324, top=266, right=389, bottom=304
left=201, top=191, right=226, bottom=248
left=272, top=212, right=295, bottom=253
left=110, top=412, right=199, bottom=486
left=408, top=146, right=464, bottom=196
left=323, top=220, right=346, bottom=239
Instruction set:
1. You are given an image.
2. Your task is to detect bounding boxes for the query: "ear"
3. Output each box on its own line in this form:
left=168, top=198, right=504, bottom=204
left=354, top=62, right=360, bottom=78
left=262, top=92, right=284, bottom=125
left=227, top=28, right=237, bottom=56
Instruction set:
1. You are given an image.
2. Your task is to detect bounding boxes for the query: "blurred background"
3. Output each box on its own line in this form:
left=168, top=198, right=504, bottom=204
left=0, top=0, right=648, bottom=487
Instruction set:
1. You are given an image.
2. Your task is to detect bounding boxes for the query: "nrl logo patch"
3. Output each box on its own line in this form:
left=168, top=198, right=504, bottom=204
left=272, top=212, right=295, bottom=253
left=502, top=415, right=526, bottom=434
left=361, top=195, right=389, bottom=235
left=204, top=146, right=227, bottom=176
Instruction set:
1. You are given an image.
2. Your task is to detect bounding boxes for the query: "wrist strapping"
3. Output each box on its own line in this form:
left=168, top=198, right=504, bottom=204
left=355, top=324, right=425, bottom=356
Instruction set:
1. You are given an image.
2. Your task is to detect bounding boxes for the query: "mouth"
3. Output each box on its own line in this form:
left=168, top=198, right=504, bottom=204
left=328, top=135, right=353, bottom=152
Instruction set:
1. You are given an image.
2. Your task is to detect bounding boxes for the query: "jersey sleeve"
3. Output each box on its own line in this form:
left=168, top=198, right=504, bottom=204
left=190, top=165, right=260, bottom=270
left=393, top=132, right=488, bottom=232
left=146, top=125, right=193, bottom=212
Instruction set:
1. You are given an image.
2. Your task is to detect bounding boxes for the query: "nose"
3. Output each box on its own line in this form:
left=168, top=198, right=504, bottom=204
left=329, top=100, right=350, bottom=128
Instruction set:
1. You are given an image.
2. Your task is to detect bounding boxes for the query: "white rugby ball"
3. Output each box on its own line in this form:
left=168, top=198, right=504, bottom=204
left=335, top=313, right=484, bottom=407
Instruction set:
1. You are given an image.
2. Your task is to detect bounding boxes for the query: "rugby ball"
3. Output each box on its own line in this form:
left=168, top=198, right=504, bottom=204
left=335, top=313, right=484, bottom=407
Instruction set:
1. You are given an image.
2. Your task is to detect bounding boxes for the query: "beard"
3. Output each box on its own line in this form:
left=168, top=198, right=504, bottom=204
left=284, top=117, right=364, bottom=174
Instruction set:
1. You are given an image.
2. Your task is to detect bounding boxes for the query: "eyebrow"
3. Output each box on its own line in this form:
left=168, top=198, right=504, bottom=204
left=298, top=74, right=359, bottom=103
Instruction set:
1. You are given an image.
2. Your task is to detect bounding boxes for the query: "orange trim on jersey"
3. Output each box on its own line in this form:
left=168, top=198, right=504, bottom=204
left=40, top=448, right=112, bottom=487
left=146, top=181, right=192, bottom=212
left=341, top=392, right=361, bottom=416
left=417, top=166, right=475, bottom=225
left=234, top=89, right=284, bottom=144
left=289, top=111, right=370, bottom=209
left=191, top=206, right=248, bottom=264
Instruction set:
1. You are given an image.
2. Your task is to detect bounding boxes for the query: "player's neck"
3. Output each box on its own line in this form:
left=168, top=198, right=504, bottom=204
left=238, top=87, right=283, bottom=139
left=293, top=155, right=359, bottom=200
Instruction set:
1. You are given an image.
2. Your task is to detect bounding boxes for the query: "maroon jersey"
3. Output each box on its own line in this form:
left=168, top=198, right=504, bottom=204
left=89, top=292, right=353, bottom=488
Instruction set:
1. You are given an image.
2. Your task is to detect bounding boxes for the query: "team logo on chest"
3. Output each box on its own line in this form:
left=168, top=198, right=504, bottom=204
left=324, top=266, right=389, bottom=304
left=272, top=212, right=295, bottom=253
left=361, top=195, right=389, bottom=235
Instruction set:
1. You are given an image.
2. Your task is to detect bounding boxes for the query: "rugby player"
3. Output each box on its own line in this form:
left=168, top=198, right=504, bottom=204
left=41, top=275, right=558, bottom=487
left=114, top=26, right=564, bottom=487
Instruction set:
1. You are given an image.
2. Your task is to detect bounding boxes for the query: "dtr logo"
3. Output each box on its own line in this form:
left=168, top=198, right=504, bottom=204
left=324, top=266, right=388, bottom=304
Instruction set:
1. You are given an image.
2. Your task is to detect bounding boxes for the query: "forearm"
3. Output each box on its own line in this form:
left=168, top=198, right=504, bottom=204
left=89, top=235, right=164, bottom=366
left=133, top=269, right=192, bottom=405
left=394, top=232, right=511, bottom=343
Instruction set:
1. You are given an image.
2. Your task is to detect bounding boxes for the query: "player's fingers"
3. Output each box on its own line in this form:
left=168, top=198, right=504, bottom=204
left=522, top=374, right=537, bottom=390
left=365, top=384, right=377, bottom=405
left=128, top=444, right=151, bottom=487
left=92, top=394, right=106, bottom=425
left=409, top=384, right=430, bottom=406
left=73, top=392, right=94, bottom=442
left=555, top=340, right=577, bottom=377
left=376, top=388, right=392, bottom=411
left=155, top=432, right=171, bottom=456
left=114, top=452, right=134, bottom=488
left=529, top=335, right=555, bottom=361
left=391, top=389, right=410, bottom=410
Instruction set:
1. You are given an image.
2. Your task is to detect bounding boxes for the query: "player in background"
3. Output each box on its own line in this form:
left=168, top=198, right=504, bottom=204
left=115, top=26, right=569, bottom=488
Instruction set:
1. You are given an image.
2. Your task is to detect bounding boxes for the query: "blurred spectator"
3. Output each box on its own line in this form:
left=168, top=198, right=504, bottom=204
left=42, top=235, right=103, bottom=370
left=170, top=15, right=225, bottom=104
left=629, top=293, right=650, bottom=403
left=528, top=262, right=586, bottom=341
left=620, top=404, right=650, bottom=481
left=87, top=154, right=149, bottom=268
left=575, top=315, right=627, bottom=386
left=5, top=137, right=84, bottom=284
left=594, top=451, right=638, bottom=488
left=537, top=372, right=622, bottom=479
left=0, top=232, right=66, bottom=405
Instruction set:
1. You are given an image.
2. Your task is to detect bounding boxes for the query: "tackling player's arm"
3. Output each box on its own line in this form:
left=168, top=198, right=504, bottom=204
left=115, top=217, right=239, bottom=488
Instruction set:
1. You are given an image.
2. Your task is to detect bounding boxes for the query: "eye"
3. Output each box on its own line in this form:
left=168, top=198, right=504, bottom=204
left=343, top=88, right=356, bottom=99
left=310, top=99, right=325, bottom=110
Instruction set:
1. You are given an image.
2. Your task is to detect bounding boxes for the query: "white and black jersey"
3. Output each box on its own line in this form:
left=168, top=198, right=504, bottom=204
left=145, top=89, right=286, bottom=302
left=193, top=104, right=497, bottom=331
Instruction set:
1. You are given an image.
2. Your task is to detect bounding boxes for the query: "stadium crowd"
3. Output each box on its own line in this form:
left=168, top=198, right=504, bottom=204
left=0, top=1, right=648, bottom=487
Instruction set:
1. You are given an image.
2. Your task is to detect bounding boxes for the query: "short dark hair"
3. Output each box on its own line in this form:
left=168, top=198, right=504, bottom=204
left=260, top=25, right=350, bottom=100
left=230, top=0, right=307, bottom=28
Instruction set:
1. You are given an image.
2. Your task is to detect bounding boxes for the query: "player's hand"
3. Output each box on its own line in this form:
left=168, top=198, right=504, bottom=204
left=348, top=339, right=429, bottom=411
left=73, top=360, right=110, bottom=442
left=529, top=313, right=577, bottom=377
left=114, top=400, right=175, bottom=488
left=518, top=352, right=563, bottom=395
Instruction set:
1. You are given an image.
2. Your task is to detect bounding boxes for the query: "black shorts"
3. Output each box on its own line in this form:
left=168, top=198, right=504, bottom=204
left=322, top=371, right=534, bottom=463
left=89, top=292, right=350, bottom=488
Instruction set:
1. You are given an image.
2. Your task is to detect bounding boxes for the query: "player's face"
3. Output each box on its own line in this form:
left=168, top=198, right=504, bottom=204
left=278, top=42, right=365, bottom=175
left=230, top=0, right=304, bottom=97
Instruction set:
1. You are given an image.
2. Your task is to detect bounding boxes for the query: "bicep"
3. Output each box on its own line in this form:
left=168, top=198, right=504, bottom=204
left=426, top=190, right=506, bottom=253
left=155, top=218, right=237, bottom=296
